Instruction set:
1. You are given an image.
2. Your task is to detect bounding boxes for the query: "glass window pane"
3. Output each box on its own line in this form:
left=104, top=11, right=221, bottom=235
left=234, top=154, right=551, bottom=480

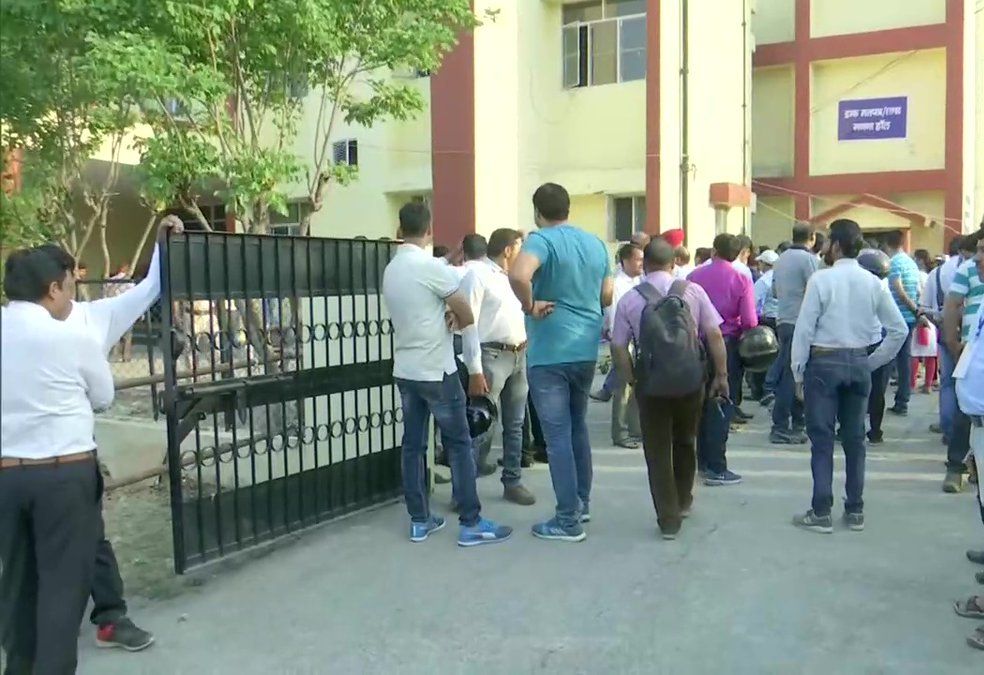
left=563, top=1, right=604, bottom=24
left=633, top=196, right=647, bottom=232
left=620, top=15, right=646, bottom=50
left=563, top=25, right=579, bottom=88
left=590, top=21, right=617, bottom=86
left=607, top=0, right=646, bottom=18
left=620, top=49, right=646, bottom=81
left=613, top=198, right=634, bottom=241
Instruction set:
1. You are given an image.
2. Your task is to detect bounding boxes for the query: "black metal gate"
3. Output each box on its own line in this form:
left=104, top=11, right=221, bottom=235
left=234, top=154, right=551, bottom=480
left=159, top=231, right=403, bottom=573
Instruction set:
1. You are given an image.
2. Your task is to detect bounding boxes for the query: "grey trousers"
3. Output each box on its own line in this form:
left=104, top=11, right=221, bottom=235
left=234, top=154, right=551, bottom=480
left=475, top=346, right=529, bottom=486
left=0, top=460, right=100, bottom=675
left=611, top=375, right=641, bottom=444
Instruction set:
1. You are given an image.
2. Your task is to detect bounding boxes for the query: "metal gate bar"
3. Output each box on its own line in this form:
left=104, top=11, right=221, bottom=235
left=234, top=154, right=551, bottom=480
left=160, top=231, right=402, bottom=573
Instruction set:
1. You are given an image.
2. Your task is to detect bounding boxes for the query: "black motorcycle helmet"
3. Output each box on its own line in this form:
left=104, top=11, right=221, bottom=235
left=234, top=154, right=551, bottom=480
left=738, top=325, right=779, bottom=373
left=857, top=248, right=891, bottom=279
left=466, top=396, right=498, bottom=439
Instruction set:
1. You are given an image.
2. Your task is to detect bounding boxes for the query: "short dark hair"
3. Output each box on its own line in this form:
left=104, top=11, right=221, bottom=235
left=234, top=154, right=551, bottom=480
left=712, top=234, right=740, bottom=262
left=462, top=234, right=487, bottom=261
left=791, top=223, right=812, bottom=244
left=828, top=219, right=864, bottom=259
left=486, top=228, right=521, bottom=258
left=884, top=229, right=905, bottom=250
left=694, top=247, right=712, bottom=264
left=433, top=245, right=449, bottom=258
left=674, top=245, right=690, bottom=264
left=735, top=235, right=752, bottom=253
left=532, top=183, right=570, bottom=222
left=617, top=242, right=641, bottom=263
left=776, top=240, right=792, bottom=253
left=4, top=246, right=75, bottom=302
left=399, top=201, right=431, bottom=237
left=644, top=239, right=675, bottom=269
left=914, top=248, right=932, bottom=268
left=812, top=231, right=825, bottom=254
left=949, top=236, right=964, bottom=256
left=962, top=230, right=984, bottom=252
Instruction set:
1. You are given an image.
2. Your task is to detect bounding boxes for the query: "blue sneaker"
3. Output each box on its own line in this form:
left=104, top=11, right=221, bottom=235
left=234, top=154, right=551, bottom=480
left=531, top=518, right=586, bottom=542
left=409, top=516, right=446, bottom=543
left=703, top=469, right=742, bottom=486
left=457, top=518, right=513, bottom=547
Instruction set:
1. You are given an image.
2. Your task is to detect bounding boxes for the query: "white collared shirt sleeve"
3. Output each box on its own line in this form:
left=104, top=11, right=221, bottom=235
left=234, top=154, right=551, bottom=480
left=459, top=270, right=484, bottom=375
left=78, top=332, right=115, bottom=411
left=867, top=285, right=909, bottom=373
left=791, top=277, right=822, bottom=383
left=85, top=243, right=162, bottom=353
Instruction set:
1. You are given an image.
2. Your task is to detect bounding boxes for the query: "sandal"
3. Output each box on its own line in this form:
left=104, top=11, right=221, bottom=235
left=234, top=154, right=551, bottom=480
left=976, top=571, right=984, bottom=585
left=954, top=596, right=984, bottom=619
left=968, top=550, right=984, bottom=565
left=968, top=626, right=984, bottom=651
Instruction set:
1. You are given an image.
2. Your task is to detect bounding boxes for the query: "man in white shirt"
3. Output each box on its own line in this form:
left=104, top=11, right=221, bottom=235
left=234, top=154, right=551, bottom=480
left=460, top=228, right=536, bottom=505
left=606, top=243, right=644, bottom=447
left=732, top=235, right=755, bottom=282
left=382, top=202, right=512, bottom=547
left=1, top=247, right=115, bottom=674
left=790, top=219, right=907, bottom=534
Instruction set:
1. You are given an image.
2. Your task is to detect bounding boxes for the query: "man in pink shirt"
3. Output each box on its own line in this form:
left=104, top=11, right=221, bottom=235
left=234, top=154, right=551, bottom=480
left=611, top=239, right=730, bottom=538
left=687, top=233, right=758, bottom=485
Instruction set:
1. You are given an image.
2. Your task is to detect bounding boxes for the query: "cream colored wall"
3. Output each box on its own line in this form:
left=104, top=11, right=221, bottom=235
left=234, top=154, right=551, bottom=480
left=76, top=189, right=154, bottom=278
left=812, top=0, right=945, bottom=38
left=750, top=195, right=795, bottom=248
left=751, top=0, right=795, bottom=45
left=975, top=2, right=984, bottom=231
left=966, top=0, right=981, bottom=232
left=810, top=190, right=946, bottom=253
left=569, top=193, right=610, bottom=241
left=751, top=66, right=795, bottom=177
left=811, top=49, right=946, bottom=175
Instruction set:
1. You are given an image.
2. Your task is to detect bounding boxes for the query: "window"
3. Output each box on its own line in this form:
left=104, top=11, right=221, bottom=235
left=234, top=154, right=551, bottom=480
left=269, top=202, right=306, bottom=236
left=611, top=195, right=646, bottom=241
left=562, top=0, right=646, bottom=89
left=332, top=139, right=358, bottom=167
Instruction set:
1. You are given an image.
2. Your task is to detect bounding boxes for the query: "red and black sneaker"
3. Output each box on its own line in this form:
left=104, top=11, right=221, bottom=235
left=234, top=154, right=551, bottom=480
left=96, top=617, right=155, bottom=652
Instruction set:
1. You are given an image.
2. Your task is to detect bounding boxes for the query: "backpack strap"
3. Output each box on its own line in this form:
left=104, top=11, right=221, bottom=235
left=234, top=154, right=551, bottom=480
left=934, top=265, right=944, bottom=309
left=667, top=279, right=690, bottom=298
left=634, top=282, right=663, bottom=304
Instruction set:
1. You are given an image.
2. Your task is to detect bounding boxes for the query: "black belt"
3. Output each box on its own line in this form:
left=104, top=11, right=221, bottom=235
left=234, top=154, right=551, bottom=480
left=810, top=346, right=869, bottom=357
left=971, top=415, right=983, bottom=428
left=482, top=341, right=527, bottom=353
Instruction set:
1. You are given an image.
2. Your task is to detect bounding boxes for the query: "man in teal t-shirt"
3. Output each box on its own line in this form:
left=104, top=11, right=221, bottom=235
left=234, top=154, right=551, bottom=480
left=509, top=183, right=612, bottom=542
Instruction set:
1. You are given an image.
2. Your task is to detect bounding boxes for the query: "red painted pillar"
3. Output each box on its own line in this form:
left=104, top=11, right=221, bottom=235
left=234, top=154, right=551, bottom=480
left=430, top=22, right=476, bottom=249
left=943, top=0, right=964, bottom=244
left=644, top=0, right=661, bottom=235
left=792, top=0, right=811, bottom=221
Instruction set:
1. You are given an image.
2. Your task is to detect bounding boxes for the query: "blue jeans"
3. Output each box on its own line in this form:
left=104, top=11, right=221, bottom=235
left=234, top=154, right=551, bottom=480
left=939, top=346, right=957, bottom=440
left=772, top=323, right=805, bottom=432
left=528, top=362, right=595, bottom=528
left=892, top=325, right=915, bottom=410
left=396, top=374, right=481, bottom=527
left=804, top=349, right=872, bottom=517
left=697, top=337, right=742, bottom=474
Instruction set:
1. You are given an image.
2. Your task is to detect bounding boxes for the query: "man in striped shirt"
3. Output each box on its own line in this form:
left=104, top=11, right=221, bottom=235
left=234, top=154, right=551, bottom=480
left=884, top=230, right=921, bottom=416
left=943, top=229, right=984, bottom=494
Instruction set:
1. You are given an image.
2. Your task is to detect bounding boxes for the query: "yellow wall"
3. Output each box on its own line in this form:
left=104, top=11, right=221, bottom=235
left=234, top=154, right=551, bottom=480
left=810, top=191, right=946, bottom=253
left=751, top=195, right=795, bottom=248
left=752, top=66, right=795, bottom=177
left=812, top=0, right=945, bottom=38
left=568, top=193, right=610, bottom=241
left=810, top=49, right=946, bottom=176
left=752, top=0, right=795, bottom=45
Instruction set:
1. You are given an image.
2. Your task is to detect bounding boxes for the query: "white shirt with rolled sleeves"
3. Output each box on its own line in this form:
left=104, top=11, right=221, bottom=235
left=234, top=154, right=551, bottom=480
left=790, top=258, right=908, bottom=384
left=605, top=268, right=642, bottom=334
left=1, top=302, right=115, bottom=460
left=460, top=258, right=526, bottom=375
left=383, top=244, right=463, bottom=382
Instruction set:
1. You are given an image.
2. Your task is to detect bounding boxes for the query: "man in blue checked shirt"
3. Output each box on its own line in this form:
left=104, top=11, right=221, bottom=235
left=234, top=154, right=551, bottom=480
left=883, top=230, right=922, bottom=416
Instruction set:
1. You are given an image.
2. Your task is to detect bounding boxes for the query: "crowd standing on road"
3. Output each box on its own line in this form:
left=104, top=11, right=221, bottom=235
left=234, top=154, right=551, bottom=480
left=3, top=185, right=984, bottom=672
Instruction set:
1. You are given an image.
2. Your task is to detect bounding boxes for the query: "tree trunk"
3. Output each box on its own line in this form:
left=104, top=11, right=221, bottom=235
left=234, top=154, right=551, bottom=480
left=98, top=206, right=111, bottom=276
left=129, top=210, right=159, bottom=272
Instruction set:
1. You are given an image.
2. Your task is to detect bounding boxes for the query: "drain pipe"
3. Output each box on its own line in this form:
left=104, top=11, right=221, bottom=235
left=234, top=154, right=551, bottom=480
left=742, top=0, right=750, bottom=236
left=680, top=0, right=690, bottom=238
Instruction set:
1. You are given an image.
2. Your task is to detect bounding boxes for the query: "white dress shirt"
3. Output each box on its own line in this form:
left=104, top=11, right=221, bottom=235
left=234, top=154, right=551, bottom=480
left=67, top=243, right=162, bottom=354
left=460, top=258, right=526, bottom=375
left=674, top=264, right=695, bottom=280
left=732, top=260, right=754, bottom=282
left=606, top=268, right=642, bottom=333
left=1, top=302, right=115, bottom=459
left=383, top=244, right=462, bottom=382
left=791, top=258, right=908, bottom=383
left=920, top=254, right=965, bottom=321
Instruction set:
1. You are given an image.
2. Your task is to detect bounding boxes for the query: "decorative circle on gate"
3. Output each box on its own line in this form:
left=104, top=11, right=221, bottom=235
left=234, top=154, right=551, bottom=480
left=218, top=446, right=235, bottom=464
left=357, top=415, right=370, bottom=432
left=312, top=323, right=328, bottom=342
left=200, top=447, right=216, bottom=467
left=381, top=410, right=394, bottom=425
left=369, top=412, right=383, bottom=428
left=252, top=437, right=269, bottom=457
left=316, top=424, right=331, bottom=441
left=270, top=433, right=286, bottom=452
left=344, top=417, right=358, bottom=434
left=330, top=420, right=345, bottom=438
left=286, top=430, right=301, bottom=449
left=366, top=320, right=380, bottom=336
left=281, top=327, right=297, bottom=347
left=328, top=323, right=342, bottom=341
left=235, top=442, right=252, bottom=460
left=394, top=407, right=404, bottom=423
left=298, top=324, right=313, bottom=344
left=354, top=321, right=368, bottom=337
left=341, top=322, right=355, bottom=339
left=380, top=320, right=393, bottom=336
left=180, top=450, right=198, bottom=473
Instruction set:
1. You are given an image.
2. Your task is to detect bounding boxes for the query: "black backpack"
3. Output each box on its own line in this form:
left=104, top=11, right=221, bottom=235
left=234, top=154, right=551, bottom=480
left=633, top=280, right=706, bottom=397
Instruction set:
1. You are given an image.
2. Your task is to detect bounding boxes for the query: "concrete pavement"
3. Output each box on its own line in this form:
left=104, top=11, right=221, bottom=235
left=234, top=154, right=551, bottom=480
left=79, top=385, right=983, bottom=674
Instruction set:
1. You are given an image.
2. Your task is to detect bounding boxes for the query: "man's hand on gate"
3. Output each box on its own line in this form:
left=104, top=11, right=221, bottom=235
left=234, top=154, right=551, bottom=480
left=468, top=373, right=489, bottom=397
left=158, top=214, right=185, bottom=236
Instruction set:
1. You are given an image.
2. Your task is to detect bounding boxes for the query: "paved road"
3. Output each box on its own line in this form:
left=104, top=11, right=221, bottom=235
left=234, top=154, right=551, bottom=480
left=79, top=385, right=982, bottom=674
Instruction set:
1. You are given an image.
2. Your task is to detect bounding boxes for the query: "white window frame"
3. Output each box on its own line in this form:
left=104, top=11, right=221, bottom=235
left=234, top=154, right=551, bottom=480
left=332, top=139, right=358, bottom=167
left=562, top=2, right=646, bottom=89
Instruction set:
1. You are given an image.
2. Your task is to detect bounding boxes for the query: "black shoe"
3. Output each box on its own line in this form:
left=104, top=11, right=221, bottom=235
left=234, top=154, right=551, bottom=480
left=842, top=511, right=864, bottom=532
left=477, top=462, right=497, bottom=477
left=734, top=407, right=754, bottom=421
left=759, top=393, right=775, bottom=407
left=533, top=447, right=548, bottom=463
left=770, top=429, right=806, bottom=445
left=887, top=406, right=908, bottom=417
left=967, top=550, right=984, bottom=565
left=96, top=618, right=154, bottom=652
left=929, top=422, right=943, bottom=434
left=792, top=510, right=833, bottom=534
left=866, top=432, right=884, bottom=445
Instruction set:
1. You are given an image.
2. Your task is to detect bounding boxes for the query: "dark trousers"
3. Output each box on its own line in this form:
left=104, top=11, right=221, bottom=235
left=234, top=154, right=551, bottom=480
left=637, top=387, right=705, bottom=533
left=804, top=349, right=872, bottom=517
left=948, top=410, right=971, bottom=473
left=524, top=393, right=546, bottom=451
left=697, top=337, right=741, bottom=475
left=0, top=460, right=100, bottom=675
left=749, top=318, right=776, bottom=400
left=867, top=359, right=891, bottom=439
left=893, top=325, right=915, bottom=410
left=772, top=323, right=805, bottom=432
left=90, top=508, right=127, bottom=626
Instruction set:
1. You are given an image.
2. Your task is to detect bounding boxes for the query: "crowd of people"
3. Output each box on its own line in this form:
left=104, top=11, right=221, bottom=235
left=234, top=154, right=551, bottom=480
left=382, top=183, right=984, bottom=650
left=3, top=181, right=984, bottom=671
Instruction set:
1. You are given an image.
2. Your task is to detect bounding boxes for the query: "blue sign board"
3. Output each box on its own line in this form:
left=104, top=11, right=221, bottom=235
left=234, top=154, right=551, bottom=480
left=837, top=96, right=908, bottom=141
